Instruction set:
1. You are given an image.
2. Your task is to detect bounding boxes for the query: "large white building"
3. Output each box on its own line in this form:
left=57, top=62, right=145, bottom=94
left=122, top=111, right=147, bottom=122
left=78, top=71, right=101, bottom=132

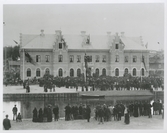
left=20, top=30, right=149, bottom=80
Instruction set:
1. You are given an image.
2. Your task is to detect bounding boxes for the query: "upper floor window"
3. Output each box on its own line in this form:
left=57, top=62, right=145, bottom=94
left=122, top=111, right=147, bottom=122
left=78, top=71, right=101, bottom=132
left=125, top=56, right=128, bottom=62
left=46, top=55, right=50, bottom=62
left=115, top=44, right=119, bottom=49
left=102, top=55, right=106, bottom=62
left=133, top=56, right=137, bottom=62
left=59, top=43, right=62, bottom=49
left=70, top=55, right=74, bottom=63
left=142, top=56, right=145, bottom=62
left=85, top=55, right=92, bottom=62
left=77, top=55, right=81, bottom=62
left=96, top=55, right=100, bottom=62
left=58, top=55, right=63, bottom=62
left=36, top=55, right=41, bottom=62
left=115, top=55, right=119, bottom=62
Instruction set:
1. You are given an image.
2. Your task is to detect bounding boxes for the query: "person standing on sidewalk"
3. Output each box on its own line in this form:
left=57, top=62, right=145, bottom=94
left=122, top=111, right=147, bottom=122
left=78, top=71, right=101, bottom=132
left=3, top=115, right=11, bottom=130
left=12, top=105, right=18, bottom=121
left=86, top=105, right=91, bottom=122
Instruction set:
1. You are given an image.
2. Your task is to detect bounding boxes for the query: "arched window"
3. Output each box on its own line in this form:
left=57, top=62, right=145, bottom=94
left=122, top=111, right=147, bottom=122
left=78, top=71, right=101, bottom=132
left=133, top=68, right=136, bottom=76
left=45, top=68, right=50, bottom=74
left=59, top=68, right=63, bottom=77
left=70, top=69, right=74, bottom=77
left=102, top=68, right=106, bottom=76
left=115, top=68, right=119, bottom=76
left=36, top=68, right=40, bottom=77
left=77, top=68, right=81, bottom=77
left=124, top=68, right=128, bottom=75
left=95, top=68, right=99, bottom=76
left=27, top=68, right=31, bottom=77
left=141, top=68, right=144, bottom=76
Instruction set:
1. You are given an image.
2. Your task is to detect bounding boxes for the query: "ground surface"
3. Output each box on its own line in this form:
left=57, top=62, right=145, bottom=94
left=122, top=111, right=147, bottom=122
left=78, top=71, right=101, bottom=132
left=3, top=85, right=155, bottom=96
left=7, top=115, right=164, bottom=130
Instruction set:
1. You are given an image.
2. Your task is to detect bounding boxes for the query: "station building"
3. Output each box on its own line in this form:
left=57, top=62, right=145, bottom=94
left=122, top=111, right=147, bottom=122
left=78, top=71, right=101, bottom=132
left=20, top=30, right=149, bottom=80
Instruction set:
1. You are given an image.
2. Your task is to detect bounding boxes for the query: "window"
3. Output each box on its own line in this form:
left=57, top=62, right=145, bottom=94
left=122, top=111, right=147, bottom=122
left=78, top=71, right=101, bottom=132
left=59, top=68, right=63, bottom=77
left=141, top=68, right=144, bottom=76
left=45, top=68, right=50, bottom=74
left=46, top=55, right=50, bottom=62
left=124, top=68, right=128, bottom=75
left=27, top=68, right=31, bottom=77
left=70, top=55, right=74, bottom=63
left=125, top=56, right=128, bottom=62
left=59, top=43, right=62, bottom=49
left=95, top=55, right=100, bottom=62
left=159, top=64, right=162, bottom=69
left=102, top=68, right=106, bottom=76
left=133, top=68, right=136, bottom=76
left=115, top=68, right=119, bottom=76
left=133, top=56, right=137, bottom=62
left=36, top=68, right=40, bottom=77
left=115, top=55, right=119, bottom=62
left=77, top=55, right=81, bottom=62
left=102, top=55, right=106, bottom=62
left=58, top=55, right=63, bottom=62
left=77, top=69, right=81, bottom=77
left=36, top=55, right=41, bottom=62
left=115, top=44, right=119, bottom=49
left=95, top=68, right=99, bottom=76
left=70, top=69, right=74, bottom=77
left=88, top=56, right=92, bottom=62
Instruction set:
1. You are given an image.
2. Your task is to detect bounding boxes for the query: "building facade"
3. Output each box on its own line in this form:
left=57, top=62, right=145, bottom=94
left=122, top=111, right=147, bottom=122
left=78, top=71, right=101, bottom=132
left=20, top=30, right=149, bottom=80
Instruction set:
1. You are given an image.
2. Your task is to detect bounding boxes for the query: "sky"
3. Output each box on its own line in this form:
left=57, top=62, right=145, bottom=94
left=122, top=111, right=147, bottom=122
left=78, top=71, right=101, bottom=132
left=2, top=2, right=165, bottom=51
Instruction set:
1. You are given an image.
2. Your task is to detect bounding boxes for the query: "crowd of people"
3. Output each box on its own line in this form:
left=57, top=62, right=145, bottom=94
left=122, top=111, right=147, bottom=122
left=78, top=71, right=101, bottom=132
left=38, top=74, right=164, bottom=92
left=3, top=99, right=163, bottom=130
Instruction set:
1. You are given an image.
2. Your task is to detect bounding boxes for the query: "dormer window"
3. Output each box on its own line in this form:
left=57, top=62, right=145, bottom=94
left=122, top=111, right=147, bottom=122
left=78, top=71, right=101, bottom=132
left=59, top=43, right=62, bottom=49
left=115, top=44, right=119, bottom=49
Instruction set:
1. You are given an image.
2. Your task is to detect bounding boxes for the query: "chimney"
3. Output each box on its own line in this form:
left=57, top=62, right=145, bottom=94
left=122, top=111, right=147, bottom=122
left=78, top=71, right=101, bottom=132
left=40, top=29, right=44, bottom=36
left=55, top=30, right=62, bottom=36
left=121, top=32, right=125, bottom=37
left=81, top=31, right=86, bottom=36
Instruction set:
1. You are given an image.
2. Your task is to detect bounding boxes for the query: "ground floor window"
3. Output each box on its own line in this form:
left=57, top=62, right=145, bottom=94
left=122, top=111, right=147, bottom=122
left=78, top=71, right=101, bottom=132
left=27, top=68, right=31, bottom=77
left=59, top=68, right=63, bottom=77
left=36, top=68, right=40, bottom=77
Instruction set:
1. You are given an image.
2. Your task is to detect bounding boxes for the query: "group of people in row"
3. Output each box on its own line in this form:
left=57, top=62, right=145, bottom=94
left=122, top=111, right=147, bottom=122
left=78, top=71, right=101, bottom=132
left=32, top=105, right=59, bottom=122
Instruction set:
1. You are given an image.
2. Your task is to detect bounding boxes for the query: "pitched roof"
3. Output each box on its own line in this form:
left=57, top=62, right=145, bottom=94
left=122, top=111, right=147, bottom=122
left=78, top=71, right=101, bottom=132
left=21, top=32, right=147, bottom=51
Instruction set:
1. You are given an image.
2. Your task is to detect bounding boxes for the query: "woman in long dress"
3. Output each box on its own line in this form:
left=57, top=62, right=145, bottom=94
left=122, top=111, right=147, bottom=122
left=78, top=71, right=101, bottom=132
left=124, top=105, right=130, bottom=124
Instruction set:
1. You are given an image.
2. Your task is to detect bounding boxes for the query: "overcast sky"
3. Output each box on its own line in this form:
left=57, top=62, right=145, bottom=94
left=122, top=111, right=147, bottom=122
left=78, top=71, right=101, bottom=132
left=3, top=3, right=164, bottom=50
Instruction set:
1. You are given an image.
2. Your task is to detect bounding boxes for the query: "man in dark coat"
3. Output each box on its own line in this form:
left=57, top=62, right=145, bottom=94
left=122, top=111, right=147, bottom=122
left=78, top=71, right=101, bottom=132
left=12, top=105, right=18, bottom=121
left=3, top=115, right=11, bottom=130
left=47, top=106, right=52, bottom=122
left=53, top=105, right=59, bottom=121
left=86, top=105, right=91, bottom=122
left=32, top=107, right=38, bottom=122
left=65, top=104, right=71, bottom=121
